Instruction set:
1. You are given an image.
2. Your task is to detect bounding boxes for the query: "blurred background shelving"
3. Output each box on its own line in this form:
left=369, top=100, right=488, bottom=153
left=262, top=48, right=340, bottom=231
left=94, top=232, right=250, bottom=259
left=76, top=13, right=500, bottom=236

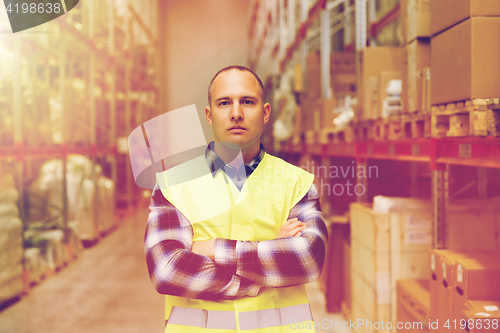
left=0, top=0, right=159, bottom=306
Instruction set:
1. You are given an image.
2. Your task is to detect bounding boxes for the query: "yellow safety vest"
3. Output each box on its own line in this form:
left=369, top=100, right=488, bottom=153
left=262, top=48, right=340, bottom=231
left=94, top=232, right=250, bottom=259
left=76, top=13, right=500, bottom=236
left=156, top=153, right=316, bottom=333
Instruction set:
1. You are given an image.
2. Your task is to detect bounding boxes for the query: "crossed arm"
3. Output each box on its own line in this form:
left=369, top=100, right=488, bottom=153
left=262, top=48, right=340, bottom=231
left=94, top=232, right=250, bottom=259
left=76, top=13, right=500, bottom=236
left=144, top=183, right=328, bottom=300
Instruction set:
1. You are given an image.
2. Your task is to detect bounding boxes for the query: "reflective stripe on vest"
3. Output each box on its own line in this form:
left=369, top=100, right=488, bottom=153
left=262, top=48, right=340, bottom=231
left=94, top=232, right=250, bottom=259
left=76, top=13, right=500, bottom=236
left=166, top=303, right=313, bottom=330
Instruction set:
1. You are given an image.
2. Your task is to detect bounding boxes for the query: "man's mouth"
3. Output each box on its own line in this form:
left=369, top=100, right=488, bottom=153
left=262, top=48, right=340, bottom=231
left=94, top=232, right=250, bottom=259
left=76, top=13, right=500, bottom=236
left=229, top=126, right=246, bottom=132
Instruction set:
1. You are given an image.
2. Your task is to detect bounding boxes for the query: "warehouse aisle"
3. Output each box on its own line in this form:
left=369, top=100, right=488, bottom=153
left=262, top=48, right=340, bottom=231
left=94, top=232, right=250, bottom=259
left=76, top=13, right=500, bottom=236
left=0, top=208, right=350, bottom=333
left=306, top=283, right=351, bottom=333
left=0, top=209, right=165, bottom=333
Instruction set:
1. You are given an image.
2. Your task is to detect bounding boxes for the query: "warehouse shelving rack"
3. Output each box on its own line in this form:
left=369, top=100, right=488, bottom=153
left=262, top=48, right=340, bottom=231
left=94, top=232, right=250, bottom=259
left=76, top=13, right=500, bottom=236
left=0, top=0, right=159, bottom=292
left=281, top=137, right=500, bottom=248
left=249, top=0, right=500, bottom=250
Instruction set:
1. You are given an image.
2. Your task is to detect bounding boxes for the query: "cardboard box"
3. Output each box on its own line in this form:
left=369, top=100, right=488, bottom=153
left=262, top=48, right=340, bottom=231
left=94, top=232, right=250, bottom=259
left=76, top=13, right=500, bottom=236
left=294, top=106, right=302, bottom=133
left=364, top=76, right=378, bottom=120
left=463, top=300, right=500, bottom=332
left=330, top=52, right=356, bottom=74
left=397, top=279, right=430, bottom=332
left=431, top=17, right=500, bottom=105
left=428, top=250, right=487, bottom=326
left=306, top=68, right=321, bottom=98
left=462, top=307, right=500, bottom=332
left=350, top=198, right=432, bottom=326
left=453, top=255, right=500, bottom=328
left=360, top=47, right=404, bottom=83
left=330, top=52, right=356, bottom=95
left=448, top=198, right=500, bottom=250
left=406, top=0, right=431, bottom=43
left=301, top=94, right=315, bottom=132
left=331, top=73, right=356, bottom=95
left=400, top=0, right=408, bottom=45
left=430, top=0, right=500, bottom=36
left=293, top=63, right=303, bottom=92
left=358, top=48, right=403, bottom=120
left=311, top=98, right=337, bottom=130
left=405, top=39, right=430, bottom=113
left=421, top=68, right=431, bottom=113
left=306, top=52, right=321, bottom=98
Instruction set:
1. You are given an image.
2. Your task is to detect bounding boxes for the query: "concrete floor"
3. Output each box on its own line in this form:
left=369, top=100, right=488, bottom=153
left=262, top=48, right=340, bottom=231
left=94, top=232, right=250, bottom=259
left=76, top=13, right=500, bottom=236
left=0, top=209, right=350, bottom=333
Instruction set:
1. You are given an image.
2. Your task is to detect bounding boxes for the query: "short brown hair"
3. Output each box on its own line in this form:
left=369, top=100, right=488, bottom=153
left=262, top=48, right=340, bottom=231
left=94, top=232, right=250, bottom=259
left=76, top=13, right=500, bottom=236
left=208, top=65, right=264, bottom=106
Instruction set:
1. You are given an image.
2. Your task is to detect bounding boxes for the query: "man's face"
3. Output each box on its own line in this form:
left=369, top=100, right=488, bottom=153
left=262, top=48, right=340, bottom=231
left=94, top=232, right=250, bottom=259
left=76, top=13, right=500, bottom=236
left=205, top=70, right=270, bottom=151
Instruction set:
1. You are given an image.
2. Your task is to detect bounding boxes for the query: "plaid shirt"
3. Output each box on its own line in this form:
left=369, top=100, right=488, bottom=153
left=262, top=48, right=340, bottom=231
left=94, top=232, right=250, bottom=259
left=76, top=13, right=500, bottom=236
left=144, top=143, right=328, bottom=300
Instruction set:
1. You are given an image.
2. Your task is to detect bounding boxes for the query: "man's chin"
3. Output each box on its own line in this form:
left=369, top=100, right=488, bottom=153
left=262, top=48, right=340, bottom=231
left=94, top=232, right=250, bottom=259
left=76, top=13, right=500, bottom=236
left=215, top=141, right=245, bottom=151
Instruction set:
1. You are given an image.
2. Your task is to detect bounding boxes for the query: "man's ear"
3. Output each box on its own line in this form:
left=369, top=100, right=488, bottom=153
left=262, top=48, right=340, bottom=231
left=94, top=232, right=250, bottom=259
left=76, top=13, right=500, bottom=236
left=205, top=106, right=212, bottom=125
left=263, top=103, right=271, bottom=124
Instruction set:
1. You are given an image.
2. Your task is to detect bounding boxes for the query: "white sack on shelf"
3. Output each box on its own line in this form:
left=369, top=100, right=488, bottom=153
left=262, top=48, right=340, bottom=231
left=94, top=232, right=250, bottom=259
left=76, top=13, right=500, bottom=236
left=0, top=188, right=19, bottom=204
left=24, top=248, right=44, bottom=285
left=67, top=222, right=84, bottom=257
left=0, top=174, right=15, bottom=188
left=24, top=230, right=66, bottom=270
left=26, top=155, right=96, bottom=231
left=0, top=216, right=23, bottom=302
left=0, top=259, right=23, bottom=285
left=0, top=272, right=23, bottom=304
left=372, top=195, right=431, bottom=213
left=96, top=176, right=115, bottom=234
left=75, top=179, right=96, bottom=241
left=0, top=203, right=19, bottom=218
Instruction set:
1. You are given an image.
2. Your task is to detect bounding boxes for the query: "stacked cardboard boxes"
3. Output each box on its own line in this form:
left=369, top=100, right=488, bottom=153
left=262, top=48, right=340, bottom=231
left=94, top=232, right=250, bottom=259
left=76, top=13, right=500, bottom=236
left=350, top=197, right=433, bottom=332
left=429, top=251, right=500, bottom=333
left=430, top=1, right=500, bottom=137
left=427, top=196, right=500, bottom=332
left=358, top=47, right=403, bottom=122
left=396, top=279, right=430, bottom=332
left=350, top=196, right=500, bottom=332
left=461, top=300, right=500, bottom=332
left=400, top=0, right=431, bottom=118
left=330, top=52, right=356, bottom=96
left=301, top=52, right=338, bottom=134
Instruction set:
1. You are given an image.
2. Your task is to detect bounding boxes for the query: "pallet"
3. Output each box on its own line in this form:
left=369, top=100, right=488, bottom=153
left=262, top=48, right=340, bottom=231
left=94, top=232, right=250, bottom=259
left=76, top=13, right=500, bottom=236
left=305, top=130, right=317, bottom=145
left=317, top=128, right=336, bottom=144
left=431, top=99, right=489, bottom=137
left=354, top=120, right=377, bottom=141
left=486, top=98, right=500, bottom=136
left=316, top=127, right=355, bottom=144
left=430, top=98, right=489, bottom=115
left=371, top=115, right=404, bottom=141
left=402, top=113, right=431, bottom=139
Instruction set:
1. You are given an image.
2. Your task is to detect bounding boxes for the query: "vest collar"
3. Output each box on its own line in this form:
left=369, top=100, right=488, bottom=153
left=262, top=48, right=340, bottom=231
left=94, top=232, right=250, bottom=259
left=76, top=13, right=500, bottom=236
left=204, top=141, right=266, bottom=178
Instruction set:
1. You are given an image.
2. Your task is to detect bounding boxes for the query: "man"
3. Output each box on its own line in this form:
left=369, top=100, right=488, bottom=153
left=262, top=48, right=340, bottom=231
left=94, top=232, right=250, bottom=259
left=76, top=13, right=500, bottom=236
left=145, top=66, right=328, bottom=332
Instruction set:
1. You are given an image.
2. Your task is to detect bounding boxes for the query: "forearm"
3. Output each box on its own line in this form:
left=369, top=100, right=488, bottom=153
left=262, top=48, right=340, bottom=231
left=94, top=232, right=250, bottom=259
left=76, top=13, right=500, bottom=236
left=145, top=185, right=262, bottom=300
left=145, top=241, right=259, bottom=300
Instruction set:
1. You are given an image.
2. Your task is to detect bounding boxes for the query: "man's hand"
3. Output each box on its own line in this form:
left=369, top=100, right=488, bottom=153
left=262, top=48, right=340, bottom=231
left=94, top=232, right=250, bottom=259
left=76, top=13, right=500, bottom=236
left=191, top=239, right=215, bottom=260
left=192, top=218, right=305, bottom=259
left=276, top=218, right=306, bottom=239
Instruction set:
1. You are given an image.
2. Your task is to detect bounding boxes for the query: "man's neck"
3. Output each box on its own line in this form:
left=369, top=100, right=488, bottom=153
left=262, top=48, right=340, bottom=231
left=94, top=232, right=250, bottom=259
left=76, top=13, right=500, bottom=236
left=213, top=142, right=260, bottom=166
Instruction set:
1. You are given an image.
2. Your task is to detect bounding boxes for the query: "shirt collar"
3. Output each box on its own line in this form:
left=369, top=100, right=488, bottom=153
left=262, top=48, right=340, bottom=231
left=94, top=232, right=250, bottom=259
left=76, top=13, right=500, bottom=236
left=205, top=141, right=266, bottom=178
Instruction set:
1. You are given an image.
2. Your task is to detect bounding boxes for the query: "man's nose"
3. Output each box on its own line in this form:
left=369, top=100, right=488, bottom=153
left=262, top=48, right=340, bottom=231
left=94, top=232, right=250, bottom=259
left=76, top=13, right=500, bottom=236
left=230, top=101, right=244, bottom=120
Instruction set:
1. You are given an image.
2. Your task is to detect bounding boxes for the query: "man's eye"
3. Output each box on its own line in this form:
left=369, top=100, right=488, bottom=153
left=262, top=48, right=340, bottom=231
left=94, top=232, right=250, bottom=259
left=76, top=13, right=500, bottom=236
left=219, top=101, right=229, bottom=106
left=243, top=100, right=254, bottom=105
